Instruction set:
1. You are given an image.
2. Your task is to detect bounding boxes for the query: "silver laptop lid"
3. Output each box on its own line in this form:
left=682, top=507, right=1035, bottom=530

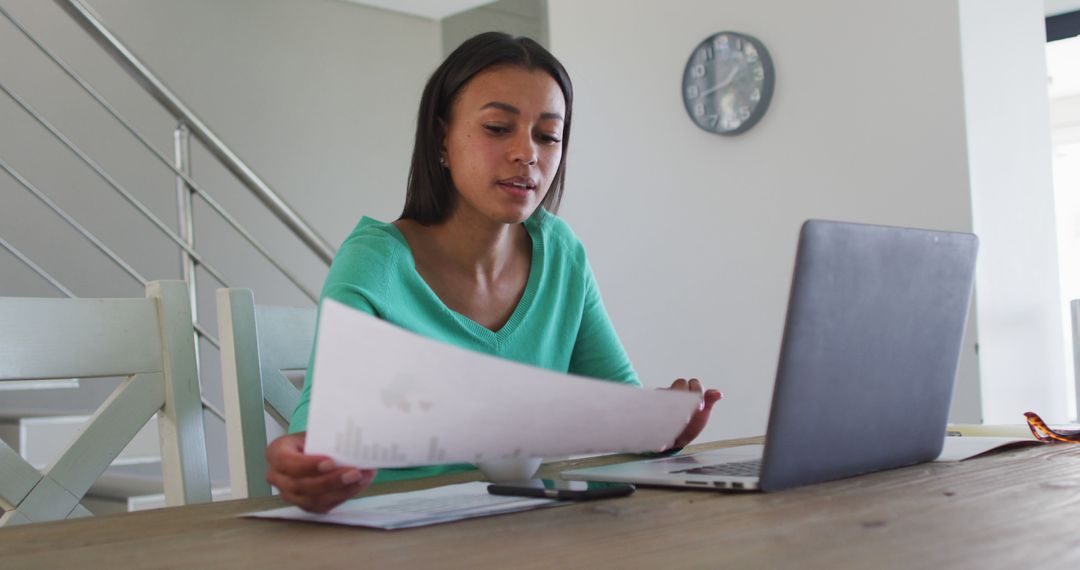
left=760, top=220, right=978, bottom=491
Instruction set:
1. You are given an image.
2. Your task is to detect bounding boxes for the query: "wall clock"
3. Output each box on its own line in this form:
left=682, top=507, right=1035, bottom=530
left=682, top=31, right=775, bottom=135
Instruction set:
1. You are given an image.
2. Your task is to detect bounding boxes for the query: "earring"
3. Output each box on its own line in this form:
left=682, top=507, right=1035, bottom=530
left=439, top=155, right=447, bottom=167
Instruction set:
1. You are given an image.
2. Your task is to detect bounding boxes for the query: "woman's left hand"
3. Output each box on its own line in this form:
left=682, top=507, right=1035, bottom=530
left=665, top=378, right=723, bottom=450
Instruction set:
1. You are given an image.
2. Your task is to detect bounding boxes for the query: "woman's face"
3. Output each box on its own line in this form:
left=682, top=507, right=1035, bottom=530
left=442, top=65, right=565, bottom=226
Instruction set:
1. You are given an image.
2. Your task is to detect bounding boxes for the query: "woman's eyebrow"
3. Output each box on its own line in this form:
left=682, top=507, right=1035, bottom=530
left=480, top=101, right=564, bottom=121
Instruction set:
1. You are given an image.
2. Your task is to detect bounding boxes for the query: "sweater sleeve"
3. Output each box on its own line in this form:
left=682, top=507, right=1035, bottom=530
left=567, top=258, right=641, bottom=387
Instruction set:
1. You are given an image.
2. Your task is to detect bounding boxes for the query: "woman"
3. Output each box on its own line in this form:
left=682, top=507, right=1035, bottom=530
left=266, top=32, right=722, bottom=513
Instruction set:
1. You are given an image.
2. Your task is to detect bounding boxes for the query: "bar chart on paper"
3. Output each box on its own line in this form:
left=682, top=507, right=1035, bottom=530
left=335, top=419, right=448, bottom=463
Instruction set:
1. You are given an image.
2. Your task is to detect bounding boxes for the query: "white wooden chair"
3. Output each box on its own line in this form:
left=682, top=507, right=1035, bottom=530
left=217, top=288, right=315, bottom=499
left=0, top=281, right=211, bottom=526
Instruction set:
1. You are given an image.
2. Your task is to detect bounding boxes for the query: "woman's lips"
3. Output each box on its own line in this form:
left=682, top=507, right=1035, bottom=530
left=497, top=177, right=536, bottom=197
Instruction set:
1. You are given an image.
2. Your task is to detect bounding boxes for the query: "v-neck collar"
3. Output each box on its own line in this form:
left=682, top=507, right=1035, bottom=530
left=378, top=214, right=545, bottom=345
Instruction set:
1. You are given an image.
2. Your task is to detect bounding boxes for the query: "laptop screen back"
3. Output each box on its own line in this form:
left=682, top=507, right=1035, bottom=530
left=760, top=220, right=978, bottom=492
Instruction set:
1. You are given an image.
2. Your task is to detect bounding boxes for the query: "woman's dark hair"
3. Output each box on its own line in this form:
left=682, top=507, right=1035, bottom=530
left=400, top=32, right=573, bottom=224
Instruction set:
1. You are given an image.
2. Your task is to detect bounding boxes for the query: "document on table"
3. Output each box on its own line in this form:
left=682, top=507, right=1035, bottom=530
left=935, top=435, right=1044, bottom=462
left=247, top=482, right=562, bottom=530
left=304, top=299, right=700, bottom=468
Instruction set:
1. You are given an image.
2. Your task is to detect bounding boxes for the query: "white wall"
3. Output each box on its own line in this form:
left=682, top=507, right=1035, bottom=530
left=960, top=0, right=1068, bottom=423
left=442, top=0, right=548, bottom=55
left=548, top=0, right=982, bottom=440
left=1046, top=0, right=1080, bottom=17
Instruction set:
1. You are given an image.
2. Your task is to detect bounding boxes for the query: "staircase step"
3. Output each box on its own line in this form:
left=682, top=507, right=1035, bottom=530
left=0, top=379, right=79, bottom=391
left=125, top=485, right=233, bottom=512
left=0, top=412, right=160, bottom=470
left=82, top=463, right=230, bottom=513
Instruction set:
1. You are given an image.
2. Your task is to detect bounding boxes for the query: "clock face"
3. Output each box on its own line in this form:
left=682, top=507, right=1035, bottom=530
left=682, top=32, right=775, bottom=135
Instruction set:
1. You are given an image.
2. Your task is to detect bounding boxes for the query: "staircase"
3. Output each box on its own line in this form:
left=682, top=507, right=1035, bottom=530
left=0, top=0, right=329, bottom=512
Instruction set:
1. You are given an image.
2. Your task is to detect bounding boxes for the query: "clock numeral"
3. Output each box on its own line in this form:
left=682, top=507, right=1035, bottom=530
left=722, top=116, right=742, bottom=131
left=733, top=38, right=743, bottom=52
left=698, top=46, right=713, bottom=61
left=745, top=44, right=759, bottom=63
left=738, top=106, right=751, bottom=120
left=753, top=64, right=765, bottom=81
left=686, top=85, right=700, bottom=99
left=691, top=64, right=706, bottom=79
left=749, top=88, right=761, bottom=103
left=713, top=35, right=732, bottom=60
left=694, top=103, right=706, bottom=117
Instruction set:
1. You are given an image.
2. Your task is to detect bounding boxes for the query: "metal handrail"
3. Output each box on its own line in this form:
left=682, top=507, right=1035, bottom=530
left=55, top=0, right=336, bottom=266
left=0, top=81, right=233, bottom=289
left=0, top=157, right=222, bottom=348
left=0, top=3, right=319, bottom=302
left=0, top=156, right=149, bottom=287
left=0, top=230, right=226, bottom=424
left=0, top=235, right=76, bottom=298
left=0, top=0, right=333, bottom=427
left=1, top=153, right=231, bottom=416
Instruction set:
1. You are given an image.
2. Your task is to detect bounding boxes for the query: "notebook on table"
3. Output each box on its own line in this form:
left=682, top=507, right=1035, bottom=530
left=562, top=219, right=978, bottom=492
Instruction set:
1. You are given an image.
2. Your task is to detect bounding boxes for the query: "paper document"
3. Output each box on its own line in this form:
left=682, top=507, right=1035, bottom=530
left=946, top=423, right=1039, bottom=438
left=305, top=299, right=700, bottom=468
left=246, top=482, right=561, bottom=529
left=935, top=436, right=1043, bottom=462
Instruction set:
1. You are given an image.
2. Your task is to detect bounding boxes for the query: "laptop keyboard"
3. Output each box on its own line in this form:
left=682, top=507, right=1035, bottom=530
left=673, top=458, right=761, bottom=477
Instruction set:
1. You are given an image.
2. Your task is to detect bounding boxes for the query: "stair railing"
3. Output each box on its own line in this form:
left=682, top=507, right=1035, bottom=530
left=0, top=0, right=338, bottom=426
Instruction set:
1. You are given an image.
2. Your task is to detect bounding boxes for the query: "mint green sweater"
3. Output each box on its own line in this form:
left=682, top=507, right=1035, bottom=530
left=290, top=208, right=640, bottom=482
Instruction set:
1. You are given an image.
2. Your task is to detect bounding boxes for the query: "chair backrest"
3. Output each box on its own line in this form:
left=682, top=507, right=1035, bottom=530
left=217, top=288, right=315, bottom=499
left=0, top=281, right=211, bottom=526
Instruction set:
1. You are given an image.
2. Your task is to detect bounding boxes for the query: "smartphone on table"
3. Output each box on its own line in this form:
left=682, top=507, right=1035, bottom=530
left=487, top=479, right=635, bottom=501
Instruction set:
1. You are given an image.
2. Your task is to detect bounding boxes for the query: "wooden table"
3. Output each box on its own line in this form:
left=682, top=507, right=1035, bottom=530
left=3, top=437, right=1080, bottom=569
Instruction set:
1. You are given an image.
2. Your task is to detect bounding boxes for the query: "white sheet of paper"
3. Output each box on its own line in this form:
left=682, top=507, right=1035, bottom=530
left=246, top=482, right=561, bottom=529
left=305, top=299, right=700, bottom=468
left=935, top=436, right=1043, bottom=462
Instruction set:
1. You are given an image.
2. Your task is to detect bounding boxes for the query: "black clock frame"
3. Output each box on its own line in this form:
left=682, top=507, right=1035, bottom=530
left=681, top=31, right=775, bottom=136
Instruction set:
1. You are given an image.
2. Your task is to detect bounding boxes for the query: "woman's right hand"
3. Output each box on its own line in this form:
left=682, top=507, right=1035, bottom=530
left=265, top=431, right=377, bottom=513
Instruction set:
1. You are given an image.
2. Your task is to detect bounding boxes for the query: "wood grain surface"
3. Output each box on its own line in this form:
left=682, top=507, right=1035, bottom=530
left=3, top=437, right=1079, bottom=569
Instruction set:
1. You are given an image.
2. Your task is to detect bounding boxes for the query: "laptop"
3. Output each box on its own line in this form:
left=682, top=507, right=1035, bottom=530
left=562, top=219, right=978, bottom=492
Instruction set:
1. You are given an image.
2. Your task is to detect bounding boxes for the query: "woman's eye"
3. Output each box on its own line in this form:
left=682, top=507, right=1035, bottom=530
left=483, top=124, right=509, bottom=134
left=538, top=134, right=562, bottom=144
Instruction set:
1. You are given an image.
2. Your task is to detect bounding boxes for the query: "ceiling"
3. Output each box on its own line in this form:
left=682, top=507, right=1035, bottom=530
left=340, top=0, right=1079, bottom=20
left=338, top=0, right=494, bottom=20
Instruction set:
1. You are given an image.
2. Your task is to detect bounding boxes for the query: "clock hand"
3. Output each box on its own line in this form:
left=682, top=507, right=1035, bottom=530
left=699, top=66, right=740, bottom=96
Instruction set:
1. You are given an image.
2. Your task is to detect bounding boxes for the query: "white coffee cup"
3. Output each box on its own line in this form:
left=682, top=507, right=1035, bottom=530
left=476, top=457, right=543, bottom=482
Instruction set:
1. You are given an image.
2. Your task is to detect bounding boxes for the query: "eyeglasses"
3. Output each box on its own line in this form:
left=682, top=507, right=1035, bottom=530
left=1024, top=411, right=1080, bottom=443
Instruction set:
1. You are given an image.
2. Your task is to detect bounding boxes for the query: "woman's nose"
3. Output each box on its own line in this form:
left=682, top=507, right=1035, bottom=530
left=509, top=134, right=538, bottom=165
